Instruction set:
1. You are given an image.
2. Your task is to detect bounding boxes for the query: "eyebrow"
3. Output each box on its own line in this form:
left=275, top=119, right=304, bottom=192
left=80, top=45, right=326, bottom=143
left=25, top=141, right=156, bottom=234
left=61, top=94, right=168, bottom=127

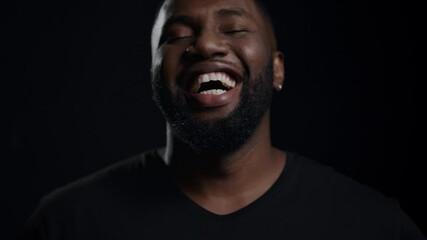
left=164, top=15, right=197, bottom=29
left=216, top=8, right=251, bottom=19
left=163, top=7, right=252, bottom=30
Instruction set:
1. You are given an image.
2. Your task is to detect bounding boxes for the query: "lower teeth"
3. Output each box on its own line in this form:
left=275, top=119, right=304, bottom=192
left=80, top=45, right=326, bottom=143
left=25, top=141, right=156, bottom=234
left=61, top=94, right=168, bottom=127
left=200, top=89, right=227, bottom=95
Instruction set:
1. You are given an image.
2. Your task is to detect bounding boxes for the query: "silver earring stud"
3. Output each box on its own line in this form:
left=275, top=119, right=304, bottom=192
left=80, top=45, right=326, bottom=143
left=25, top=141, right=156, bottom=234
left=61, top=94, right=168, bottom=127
left=277, top=84, right=283, bottom=91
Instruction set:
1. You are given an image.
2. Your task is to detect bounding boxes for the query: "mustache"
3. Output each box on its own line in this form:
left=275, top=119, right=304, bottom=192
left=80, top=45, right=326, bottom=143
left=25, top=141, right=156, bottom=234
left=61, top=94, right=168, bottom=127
left=186, top=58, right=248, bottom=78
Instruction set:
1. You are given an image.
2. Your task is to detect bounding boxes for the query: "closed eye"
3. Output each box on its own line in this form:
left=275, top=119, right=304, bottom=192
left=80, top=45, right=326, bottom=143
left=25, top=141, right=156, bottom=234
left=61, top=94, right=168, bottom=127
left=162, top=23, right=195, bottom=44
left=224, top=29, right=249, bottom=34
left=166, top=35, right=193, bottom=44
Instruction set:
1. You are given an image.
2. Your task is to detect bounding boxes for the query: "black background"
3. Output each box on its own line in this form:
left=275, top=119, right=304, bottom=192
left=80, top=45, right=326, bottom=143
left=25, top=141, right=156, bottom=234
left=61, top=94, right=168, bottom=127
left=2, top=0, right=424, bottom=239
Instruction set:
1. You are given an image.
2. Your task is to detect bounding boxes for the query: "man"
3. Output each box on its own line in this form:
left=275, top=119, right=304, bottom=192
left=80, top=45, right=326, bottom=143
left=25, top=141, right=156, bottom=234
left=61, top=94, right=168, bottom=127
left=21, top=0, right=425, bottom=239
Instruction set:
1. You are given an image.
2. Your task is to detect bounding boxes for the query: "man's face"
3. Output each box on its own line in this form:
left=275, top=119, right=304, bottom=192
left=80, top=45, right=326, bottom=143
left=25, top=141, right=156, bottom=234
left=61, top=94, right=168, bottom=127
left=151, top=0, right=284, bottom=154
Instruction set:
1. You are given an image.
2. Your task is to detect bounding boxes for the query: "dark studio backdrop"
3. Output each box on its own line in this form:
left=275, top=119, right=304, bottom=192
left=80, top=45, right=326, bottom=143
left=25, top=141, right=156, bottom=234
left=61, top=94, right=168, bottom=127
left=2, top=0, right=423, bottom=239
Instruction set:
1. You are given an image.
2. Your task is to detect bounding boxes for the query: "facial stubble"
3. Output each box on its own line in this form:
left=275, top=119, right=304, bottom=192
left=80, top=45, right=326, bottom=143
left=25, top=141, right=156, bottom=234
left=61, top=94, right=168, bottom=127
left=152, top=61, right=275, bottom=156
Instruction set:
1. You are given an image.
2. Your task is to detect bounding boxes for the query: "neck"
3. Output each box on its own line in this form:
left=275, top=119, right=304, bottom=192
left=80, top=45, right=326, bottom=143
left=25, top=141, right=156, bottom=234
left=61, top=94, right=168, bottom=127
left=160, top=112, right=286, bottom=214
left=165, top=112, right=272, bottom=171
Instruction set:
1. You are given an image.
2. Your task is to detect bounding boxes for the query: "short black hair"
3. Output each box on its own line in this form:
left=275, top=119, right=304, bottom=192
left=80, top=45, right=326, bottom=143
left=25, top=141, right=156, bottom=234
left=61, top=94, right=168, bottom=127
left=253, top=0, right=275, bottom=30
left=153, top=0, right=275, bottom=30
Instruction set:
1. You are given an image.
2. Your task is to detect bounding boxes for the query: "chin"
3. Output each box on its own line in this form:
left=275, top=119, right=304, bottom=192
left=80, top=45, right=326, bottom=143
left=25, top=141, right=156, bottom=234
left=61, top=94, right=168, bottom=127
left=153, top=61, right=275, bottom=155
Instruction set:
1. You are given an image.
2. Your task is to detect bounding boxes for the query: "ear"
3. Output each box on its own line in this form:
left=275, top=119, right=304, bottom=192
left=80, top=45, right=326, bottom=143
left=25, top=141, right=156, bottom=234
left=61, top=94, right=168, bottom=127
left=273, top=51, right=285, bottom=91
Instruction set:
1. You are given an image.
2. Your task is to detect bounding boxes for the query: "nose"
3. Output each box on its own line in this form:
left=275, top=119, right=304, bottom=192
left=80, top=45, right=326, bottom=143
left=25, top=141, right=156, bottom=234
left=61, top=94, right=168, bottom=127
left=187, top=30, right=229, bottom=59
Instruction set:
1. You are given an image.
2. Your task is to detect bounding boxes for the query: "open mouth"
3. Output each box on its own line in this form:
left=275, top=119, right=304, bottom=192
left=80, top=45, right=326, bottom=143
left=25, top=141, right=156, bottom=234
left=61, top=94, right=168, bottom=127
left=190, top=72, right=237, bottom=95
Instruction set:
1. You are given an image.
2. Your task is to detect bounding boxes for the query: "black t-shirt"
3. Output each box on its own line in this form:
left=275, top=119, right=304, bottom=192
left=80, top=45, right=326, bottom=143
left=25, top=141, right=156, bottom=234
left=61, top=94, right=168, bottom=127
left=20, top=149, right=425, bottom=239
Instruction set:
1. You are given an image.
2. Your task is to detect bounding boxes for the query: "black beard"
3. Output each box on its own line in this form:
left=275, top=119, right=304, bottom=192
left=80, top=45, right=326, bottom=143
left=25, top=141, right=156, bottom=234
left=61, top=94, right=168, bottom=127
left=152, top=61, right=274, bottom=156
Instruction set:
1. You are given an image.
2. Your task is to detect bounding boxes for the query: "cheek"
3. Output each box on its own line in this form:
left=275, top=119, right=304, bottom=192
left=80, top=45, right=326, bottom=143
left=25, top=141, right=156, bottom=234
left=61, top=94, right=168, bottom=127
left=159, top=47, right=182, bottom=90
left=233, top=37, right=270, bottom=77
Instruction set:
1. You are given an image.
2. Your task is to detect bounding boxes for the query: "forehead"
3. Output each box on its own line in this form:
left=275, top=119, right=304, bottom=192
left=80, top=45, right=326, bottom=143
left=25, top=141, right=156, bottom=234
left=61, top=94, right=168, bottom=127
left=151, top=0, right=274, bottom=57
left=163, top=0, right=263, bottom=22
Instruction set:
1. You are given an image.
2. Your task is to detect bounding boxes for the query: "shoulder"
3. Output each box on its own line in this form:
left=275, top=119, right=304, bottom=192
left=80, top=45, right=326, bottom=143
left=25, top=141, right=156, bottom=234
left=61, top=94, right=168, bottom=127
left=285, top=152, right=425, bottom=238
left=20, top=149, right=168, bottom=239
left=287, top=152, right=393, bottom=204
left=39, top=148, right=166, bottom=212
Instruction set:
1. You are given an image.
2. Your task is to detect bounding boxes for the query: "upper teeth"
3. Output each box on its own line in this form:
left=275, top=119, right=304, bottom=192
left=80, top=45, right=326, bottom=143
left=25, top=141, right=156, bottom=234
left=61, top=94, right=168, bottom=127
left=197, top=72, right=236, bottom=89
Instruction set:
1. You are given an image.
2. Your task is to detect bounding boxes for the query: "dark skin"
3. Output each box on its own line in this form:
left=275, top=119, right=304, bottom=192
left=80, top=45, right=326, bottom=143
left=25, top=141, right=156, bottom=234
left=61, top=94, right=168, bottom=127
left=151, top=0, right=286, bottom=215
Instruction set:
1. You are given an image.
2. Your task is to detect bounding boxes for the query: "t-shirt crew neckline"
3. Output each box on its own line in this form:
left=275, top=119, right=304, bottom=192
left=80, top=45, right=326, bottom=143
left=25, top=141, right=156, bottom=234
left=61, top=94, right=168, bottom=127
left=156, top=150, right=298, bottom=221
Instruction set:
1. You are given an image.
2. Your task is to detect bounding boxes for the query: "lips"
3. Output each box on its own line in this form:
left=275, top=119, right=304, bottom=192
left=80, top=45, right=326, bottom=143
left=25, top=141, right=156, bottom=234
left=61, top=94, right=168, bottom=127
left=191, top=72, right=237, bottom=94
left=180, top=62, right=244, bottom=108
